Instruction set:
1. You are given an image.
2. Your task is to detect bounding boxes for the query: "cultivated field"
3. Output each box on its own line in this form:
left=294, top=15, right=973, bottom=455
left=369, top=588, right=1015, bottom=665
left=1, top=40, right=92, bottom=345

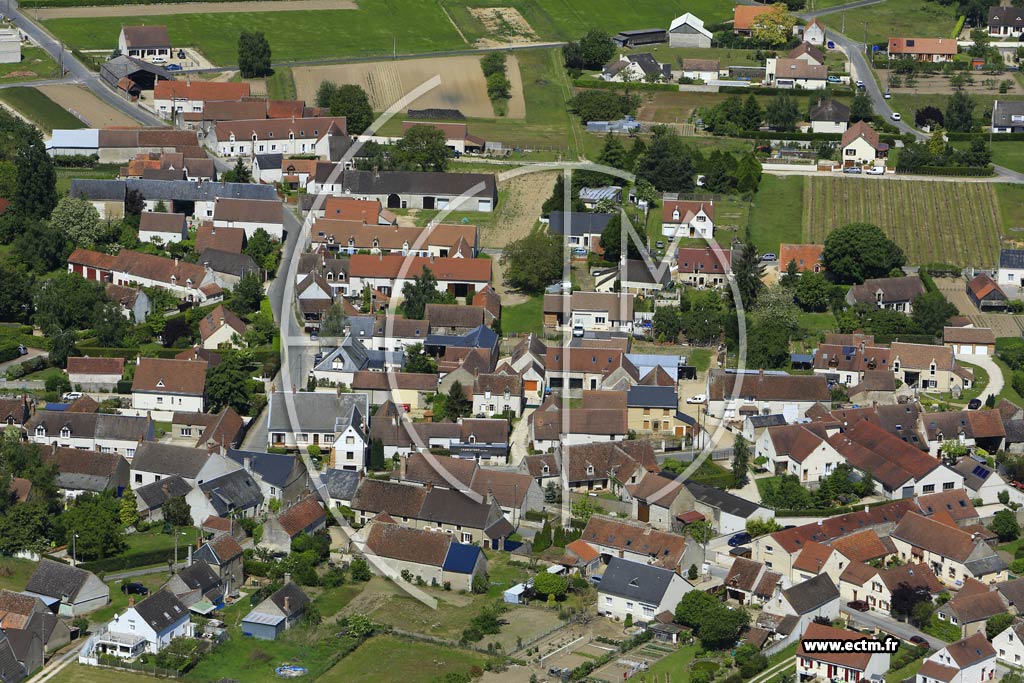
left=35, top=0, right=355, bottom=18
left=0, top=87, right=86, bottom=133
left=803, top=176, right=1003, bottom=268
left=293, top=54, right=525, bottom=119
left=37, top=84, right=138, bottom=128
left=820, top=0, right=957, bottom=45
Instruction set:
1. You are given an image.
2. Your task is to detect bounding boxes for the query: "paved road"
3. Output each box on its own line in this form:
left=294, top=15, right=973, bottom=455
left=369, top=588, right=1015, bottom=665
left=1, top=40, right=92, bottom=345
left=26, top=641, right=83, bottom=683
left=840, top=606, right=948, bottom=650
left=0, top=347, right=45, bottom=373
left=960, top=353, right=1004, bottom=401
left=7, top=0, right=164, bottom=128
left=104, top=562, right=186, bottom=581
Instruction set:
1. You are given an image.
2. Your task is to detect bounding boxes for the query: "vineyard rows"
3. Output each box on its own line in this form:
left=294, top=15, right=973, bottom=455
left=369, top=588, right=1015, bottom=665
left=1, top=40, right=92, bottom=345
left=803, top=177, right=1002, bottom=268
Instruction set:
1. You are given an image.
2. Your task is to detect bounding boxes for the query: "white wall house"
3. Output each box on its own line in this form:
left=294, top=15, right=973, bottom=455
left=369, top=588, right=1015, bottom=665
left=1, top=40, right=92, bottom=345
left=661, top=200, right=714, bottom=239
left=597, top=557, right=692, bottom=622
left=212, top=198, right=284, bottom=240
left=97, top=590, right=192, bottom=659
left=131, top=358, right=207, bottom=414
left=209, top=117, right=346, bottom=158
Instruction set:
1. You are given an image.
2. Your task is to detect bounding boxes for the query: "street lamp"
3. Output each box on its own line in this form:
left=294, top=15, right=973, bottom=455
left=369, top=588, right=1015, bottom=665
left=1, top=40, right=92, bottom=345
left=173, top=528, right=187, bottom=567
left=71, top=533, right=79, bottom=566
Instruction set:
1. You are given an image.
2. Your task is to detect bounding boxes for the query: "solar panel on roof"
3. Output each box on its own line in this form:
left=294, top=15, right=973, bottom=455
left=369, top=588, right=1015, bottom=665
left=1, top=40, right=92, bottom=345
left=972, top=465, right=990, bottom=480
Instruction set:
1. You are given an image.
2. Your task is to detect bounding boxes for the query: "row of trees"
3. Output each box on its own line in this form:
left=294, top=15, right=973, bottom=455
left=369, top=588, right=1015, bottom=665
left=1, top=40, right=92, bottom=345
left=351, top=125, right=451, bottom=173
left=314, top=81, right=374, bottom=135
left=896, top=130, right=991, bottom=172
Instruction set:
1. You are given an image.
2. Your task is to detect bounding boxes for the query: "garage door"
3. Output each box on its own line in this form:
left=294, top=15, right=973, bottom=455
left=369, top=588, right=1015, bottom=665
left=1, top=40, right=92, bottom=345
left=478, top=199, right=493, bottom=212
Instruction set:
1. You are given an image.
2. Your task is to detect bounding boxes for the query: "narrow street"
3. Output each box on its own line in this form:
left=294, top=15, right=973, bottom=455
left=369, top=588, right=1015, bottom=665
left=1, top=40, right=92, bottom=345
left=841, top=606, right=948, bottom=650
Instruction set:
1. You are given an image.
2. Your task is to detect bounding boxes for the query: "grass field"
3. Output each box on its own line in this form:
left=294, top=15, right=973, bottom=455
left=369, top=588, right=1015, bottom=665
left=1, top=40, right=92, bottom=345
left=266, top=66, right=296, bottom=100
left=91, top=571, right=172, bottom=623
left=820, top=0, right=958, bottom=45
left=323, top=635, right=485, bottom=683
left=502, top=295, right=544, bottom=335
left=44, top=663, right=149, bottom=683
left=0, top=87, right=86, bottom=132
left=997, top=184, right=1024, bottom=238
left=56, top=163, right=120, bottom=195
left=804, top=176, right=1002, bottom=267
left=991, top=142, right=1024, bottom=174
left=890, top=92, right=1024, bottom=129
left=747, top=175, right=805, bottom=256
left=0, top=557, right=36, bottom=592
left=0, top=46, right=60, bottom=81
left=44, top=0, right=731, bottom=66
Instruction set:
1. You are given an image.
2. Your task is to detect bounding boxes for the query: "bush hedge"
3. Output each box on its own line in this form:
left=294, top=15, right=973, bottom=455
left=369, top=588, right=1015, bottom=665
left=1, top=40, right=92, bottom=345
left=574, top=77, right=678, bottom=93
left=920, top=263, right=962, bottom=277
left=0, top=342, right=21, bottom=363
left=52, top=154, right=99, bottom=168
left=911, top=165, right=995, bottom=177
left=951, top=15, right=966, bottom=38
left=947, top=132, right=1024, bottom=142
left=80, top=547, right=181, bottom=573
left=735, top=129, right=914, bottom=145
left=77, top=346, right=182, bottom=359
left=719, top=85, right=854, bottom=97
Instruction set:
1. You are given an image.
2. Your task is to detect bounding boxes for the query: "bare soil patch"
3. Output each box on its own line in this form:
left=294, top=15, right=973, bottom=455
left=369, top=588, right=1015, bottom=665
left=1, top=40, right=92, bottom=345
left=293, top=53, right=525, bottom=119
left=483, top=170, right=555, bottom=249
left=36, top=84, right=137, bottom=127
left=889, top=73, right=1018, bottom=96
left=35, top=0, right=356, bottom=19
left=468, top=7, right=538, bottom=48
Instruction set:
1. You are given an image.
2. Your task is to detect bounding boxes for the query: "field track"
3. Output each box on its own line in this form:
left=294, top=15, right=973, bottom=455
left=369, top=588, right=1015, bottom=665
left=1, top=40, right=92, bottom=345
left=34, top=0, right=355, bottom=18
left=803, top=176, right=1003, bottom=268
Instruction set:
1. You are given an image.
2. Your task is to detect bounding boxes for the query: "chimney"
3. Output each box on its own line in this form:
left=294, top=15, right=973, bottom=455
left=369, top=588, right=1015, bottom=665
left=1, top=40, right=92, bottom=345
left=174, top=257, right=179, bottom=267
left=284, top=596, right=291, bottom=612
left=817, top=519, right=823, bottom=526
left=425, top=481, right=433, bottom=492
left=187, top=544, right=193, bottom=567
left=243, top=456, right=252, bottom=473
left=484, top=487, right=492, bottom=505
left=398, top=456, right=407, bottom=480
left=128, top=596, right=135, bottom=607
left=284, top=572, right=292, bottom=585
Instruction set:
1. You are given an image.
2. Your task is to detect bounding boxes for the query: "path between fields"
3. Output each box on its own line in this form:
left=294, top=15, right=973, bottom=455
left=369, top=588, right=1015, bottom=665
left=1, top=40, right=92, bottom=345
left=767, top=168, right=1022, bottom=184
left=34, top=0, right=356, bottom=19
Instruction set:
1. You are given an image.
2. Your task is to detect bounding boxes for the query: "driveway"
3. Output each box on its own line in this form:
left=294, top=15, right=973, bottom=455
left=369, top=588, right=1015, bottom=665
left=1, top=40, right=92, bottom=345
left=841, top=606, right=948, bottom=650
left=0, top=347, right=45, bottom=374
left=508, top=406, right=535, bottom=466
left=960, top=353, right=1004, bottom=402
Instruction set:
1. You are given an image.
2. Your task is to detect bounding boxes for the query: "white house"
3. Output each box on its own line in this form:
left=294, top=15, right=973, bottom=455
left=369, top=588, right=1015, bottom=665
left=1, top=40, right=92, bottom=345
left=756, top=423, right=843, bottom=484
left=993, top=621, right=1024, bottom=669
left=765, top=58, right=828, bottom=89
left=597, top=557, right=692, bottom=622
left=797, top=623, right=890, bottom=683
left=347, top=255, right=491, bottom=300
left=152, top=81, right=251, bottom=120
left=138, top=211, right=187, bottom=245
left=209, top=117, right=347, bottom=158
left=198, top=305, right=246, bottom=350
left=0, top=29, right=21, bottom=65
left=809, top=99, right=850, bottom=134
left=803, top=17, right=826, bottom=45
left=266, top=392, right=368, bottom=470
left=26, top=412, right=152, bottom=459
left=661, top=200, right=714, bottom=239
left=841, top=121, right=887, bottom=167
left=66, top=357, right=125, bottom=392
left=601, top=53, right=670, bottom=83
left=706, top=370, right=831, bottom=421
left=212, top=198, right=284, bottom=240
left=96, top=590, right=192, bottom=659
left=131, top=357, right=207, bottom=414
left=117, top=25, right=171, bottom=62
left=668, top=12, right=712, bottom=48
left=999, top=248, right=1024, bottom=287
left=681, top=58, right=720, bottom=82
left=129, top=443, right=238, bottom=490
left=916, top=633, right=997, bottom=683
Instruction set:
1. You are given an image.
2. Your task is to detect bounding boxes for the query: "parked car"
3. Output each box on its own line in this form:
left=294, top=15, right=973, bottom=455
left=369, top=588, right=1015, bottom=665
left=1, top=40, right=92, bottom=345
left=572, top=247, right=587, bottom=257
left=177, top=49, right=186, bottom=59
left=827, top=41, right=835, bottom=49
left=572, top=324, right=585, bottom=338
left=847, top=600, right=870, bottom=612
left=968, top=398, right=983, bottom=410
left=843, top=167, right=862, bottom=174
left=166, top=64, right=182, bottom=71
left=121, top=582, right=149, bottom=596
left=17, top=344, right=27, bottom=355
left=883, top=91, right=891, bottom=99
left=686, top=394, right=707, bottom=404
left=909, top=636, right=928, bottom=646
left=62, top=392, right=83, bottom=402
left=151, top=56, right=166, bottom=64
left=656, top=241, right=664, bottom=249
left=761, top=252, right=777, bottom=262
left=865, top=166, right=885, bottom=175
left=728, top=532, right=751, bottom=547
left=827, top=75, right=841, bottom=83
left=856, top=80, right=865, bottom=88
left=890, top=112, right=901, bottom=121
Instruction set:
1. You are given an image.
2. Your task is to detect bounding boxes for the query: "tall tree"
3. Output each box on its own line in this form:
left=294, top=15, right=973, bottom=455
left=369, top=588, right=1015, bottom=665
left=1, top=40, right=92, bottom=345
left=578, top=30, right=614, bottom=69
left=822, top=223, right=906, bottom=284
left=13, top=130, right=56, bottom=221
left=944, top=90, right=976, bottom=133
left=205, top=354, right=253, bottom=414
left=911, top=290, right=957, bottom=336
left=740, top=94, right=763, bottom=130
left=751, top=3, right=796, bottom=45
left=369, top=438, right=385, bottom=471
left=0, top=264, right=32, bottom=322
left=50, top=196, right=101, bottom=246
left=599, top=212, right=642, bottom=262
left=315, top=80, right=338, bottom=108
left=501, top=230, right=563, bottom=294
left=93, top=301, right=129, bottom=346
left=444, top=382, right=471, bottom=422
left=849, top=90, right=873, bottom=123
left=685, top=520, right=714, bottom=563
left=14, top=220, right=66, bottom=275
left=765, top=92, right=798, bottom=131
left=732, top=435, right=751, bottom=487
left=732, top=242, right=764, bottom=310
left=402, top=267, right=439, bottom=320
left=230, top=271, right=264, bottom=316
left=393, top=125, right=449, bottom=172
left=635, top=126, right=695, bottom=193
left=61, top=493, right=124, bottom=561
left=238, top=30, right=272, bottom=78
left=223, top=157, right=252, bottom=183
left=328, top=84, right=374, bottom=136
left=161, top=496, right=192, bottom=528
left=597, top=133, right=628, bottom=170
left=318, top=301, right=347, bottom=337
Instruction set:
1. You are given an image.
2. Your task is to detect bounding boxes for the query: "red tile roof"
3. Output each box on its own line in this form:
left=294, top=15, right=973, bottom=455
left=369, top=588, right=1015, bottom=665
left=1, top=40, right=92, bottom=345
left=131, top=357, right=207, bottom=396
left=276, top=495, right=326, bottom=537
left=841, top=121, right=882, bottom=150
left=733, top=5, right=774, bottom=30
left=888, top=37, right=958, bottom=56
left=798, top=623, right=878, bottom=671
left=195, top=224, right=245, bottom=254
left=154, top=80, right=251, bottom=103
left=348, top=255, right=491, bottom=283
left=779, top=243, right=824, bottom=272
left=66, top=356, right=125, bottom=376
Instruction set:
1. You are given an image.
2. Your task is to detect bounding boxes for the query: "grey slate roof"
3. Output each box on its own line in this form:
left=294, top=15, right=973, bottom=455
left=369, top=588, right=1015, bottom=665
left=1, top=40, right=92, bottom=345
left=314, top=169, right=497, bottom=200
left=267, top=583, right=309, bottom=618
left=226, top=449, right=298, bottom=488
left=0, top=633, right=24, bottom=683
left=321, top=468, right=360, bottom=502
left=133, top=589, right=189, bottom=632
left=746, top=414, right=787, bottom=428
left=132, top=442, right=210, bottom=478
left=993, top=100, right=1024, bottom=128
left=810, top=99, right=850, bottom=123
left=70, top=178, right=276, bottom=203
left=781, top=574, right=839, bottom=614
left=547, top=211, right=613, bottom=237
left=135, top=475, right=193, bottom=509
left=419, top=487, right=493, bottom=528
left=174, top=560, right=221, bottom=594
left=24, top=560, right=91, bottom=601
left=1000, top=249, right=1024, bottom=270
left=626, top=385, right=677, bottom=409
left=965, top=554, right=1008, bottom=577
left=255, top=153, right=283, bottom=169
left=27, top=412, right=151, bottom=441
left=683, top=480, right=763, bottom=517
left=267, top=391, right=368, bottom=436
left=199, top=468, right=264, bottom=516
left=599, top=556, right=680, bottom=605
left=199, top=249, right=259, bottom=278
left=314, top=335, right=370, bottom=373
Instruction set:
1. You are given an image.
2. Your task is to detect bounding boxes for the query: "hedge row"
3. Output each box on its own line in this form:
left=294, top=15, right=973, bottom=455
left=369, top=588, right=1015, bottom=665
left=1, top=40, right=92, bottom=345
left=908, top=165, right=995, bottom=177
left=574, top=77, right=678, bottom=93
left=952, top=15, right=966, bottom=38
left=38, top=0, right=254, bottom=6
left=52, top=154, right=99, bottom=168
left=77, top=346, right=184, bottom=359
left=0, top=342, right=21, bottom=363
left=80, top=547, right=179, bottom=574
left=735, top=129, right=914, bottom=145
left=719, top=85, right=854, bottom=96
left=947, top=132, right=1024, bottom=142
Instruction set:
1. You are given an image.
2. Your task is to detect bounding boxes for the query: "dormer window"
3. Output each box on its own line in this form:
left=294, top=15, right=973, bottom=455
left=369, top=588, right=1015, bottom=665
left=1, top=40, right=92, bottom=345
left=156, top=379, right=165, bottom=388
left=35, top=425, right=44, bottom=437
left=268, top=132, right=274, bottom=138
left=468, top=434, right=476, bottom=443
left=542, top=465, right=549, bottom=475
left=348, top=237, right=354, bottom=246
left=372, top=239, right=379, bottom=249
left=672, top=209, right=680, bottom=221
left=252, top=134, right=257, bottom=142
left=289, top=132, right=295, bottom=140
left=60, top=426, right=70, bottom=438
left=586, top=464, right=595, bottom=475
left=170, top=275, right=177, bottom=284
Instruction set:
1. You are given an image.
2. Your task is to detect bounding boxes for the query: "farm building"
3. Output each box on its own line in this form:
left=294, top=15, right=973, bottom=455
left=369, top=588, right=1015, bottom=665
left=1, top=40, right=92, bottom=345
left=100, top=57, right=173, bottom=100
left=669, top=12, right=712, bottom=48
left=612, top=29, right=666, bottom=48
left=0, top=29, right=19, bottom=64
left=968, top=272, right=1008, bottom=310
left=310, top=168, right=497, bottom=212
left=943, top=326, right=996, bottom=356
left=401, top=121, right=485, bottom=154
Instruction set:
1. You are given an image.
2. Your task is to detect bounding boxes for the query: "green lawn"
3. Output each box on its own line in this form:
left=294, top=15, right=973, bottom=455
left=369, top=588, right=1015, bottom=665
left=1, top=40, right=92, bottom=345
left=820, top=0, right=958, bottom=45
left=756, top=475, right=785, bottom=500
left=997, top=184, right=1024, bottom=237
left=646, top=643, right=701, bottom=683
left=747, top=175, right=805, bottom=256
left=991, top=142, right=1024, bottom=174
left=0, top=87, right=85, bottom=133
left=91, top=571, right=172, bottom=624
left=322, top=635, right=485, bottom=683
left=688, top=347, right=712, bottom=372
left=56, top=163, right=120, bottom=196
left=125, top=527, right=199, bottom=554
left=632, top=46, right=764, bottom=70
left=312, top=583, right=364, bottom=618
left=25, top=366, right=66, bottom=382
left=503, top=295, right=544, bottom=335
left=887, top=656, right=926, bottom=683
left=0, top=557, right=36, bottom=592
left=0, top=46, right=60, bottom=81
left=42, top=663, right=151, bottom=683
left=265, top=66, right=296, bottom=101
left=483, top=551, right=529, bottom=599
left=799, top=311, right=838, bottom=337
left=890, top=91, right=1024, bottom=129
